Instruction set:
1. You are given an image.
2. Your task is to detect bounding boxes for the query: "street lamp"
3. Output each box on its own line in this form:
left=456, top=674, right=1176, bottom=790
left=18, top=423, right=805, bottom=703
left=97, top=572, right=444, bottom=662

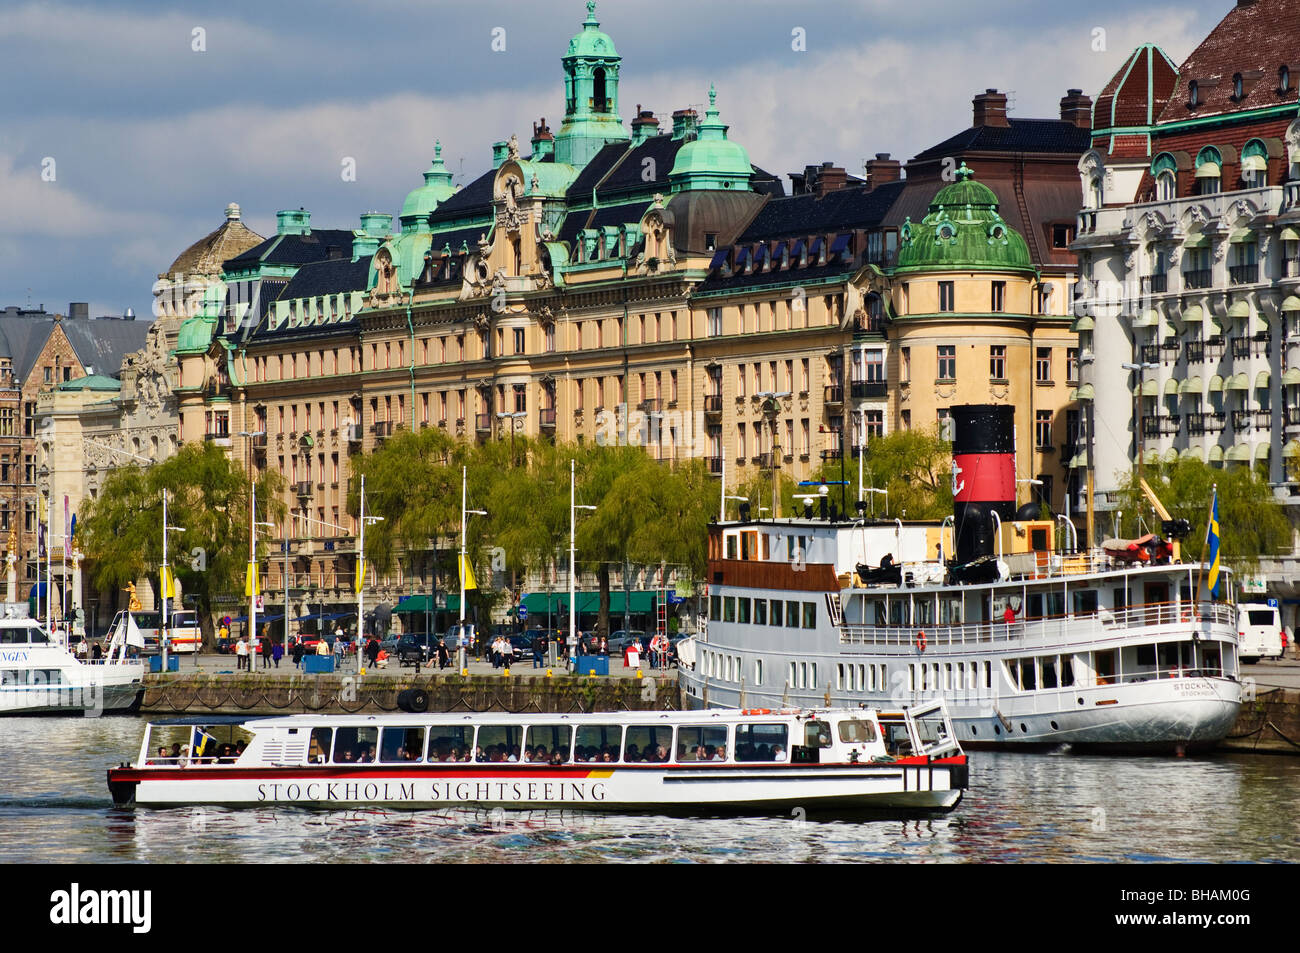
left=1121, top=362, right=1159, bottom=490
left=37, top=463, right=50, bottom=631
left=756, top=391, right=791, bottom=516
left=237, top=431, right=266, bottom=664
left=458, top=465, right=485, bottom=672
left=496, top=411, right=527, bottom=461
left=862, top=486, right=887, bottom=518
left=357, top=474, right=384, bottom=675
left=569, top=458, right=596, bottom=667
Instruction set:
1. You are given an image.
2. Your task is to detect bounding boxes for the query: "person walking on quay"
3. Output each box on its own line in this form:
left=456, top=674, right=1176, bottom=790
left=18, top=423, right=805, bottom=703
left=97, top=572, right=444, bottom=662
left=436, top=638, right=449, bottom=671
left=271, top=639, right=283, bottom=669
left=259, top=628, right=272, bottom=669
left=291, top=637, right=304, bottom=669
left=235, top=635, right=249, bottom=672
left=317, top=635, right=331, bottom=657
left=365, top=634, right=380, bottom=669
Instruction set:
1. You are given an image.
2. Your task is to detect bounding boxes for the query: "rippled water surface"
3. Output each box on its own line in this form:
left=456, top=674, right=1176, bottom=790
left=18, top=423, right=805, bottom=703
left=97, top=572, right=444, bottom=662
left=2, top=716, right=1296, bottom=863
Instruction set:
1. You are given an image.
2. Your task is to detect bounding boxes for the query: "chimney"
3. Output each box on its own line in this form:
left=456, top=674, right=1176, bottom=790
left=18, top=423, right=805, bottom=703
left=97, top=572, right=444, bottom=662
left=864, top=152, right=901, bottom=190
left=68, top=302, right=89, bottom=320
left=630, top=105, right=660, bottom=145
left=671, top=108, right=698, bottom=140
left=276, top=208, right=312, bottom=235
left=531, top=118, right=554, bottom=159
left=814, top=161, right=848, bottom=196
left=973, top=89, right=1009, bottom=128
left=1059, top=88, right=1093, bottom=130
left=492, top=140, right=509, bottom=168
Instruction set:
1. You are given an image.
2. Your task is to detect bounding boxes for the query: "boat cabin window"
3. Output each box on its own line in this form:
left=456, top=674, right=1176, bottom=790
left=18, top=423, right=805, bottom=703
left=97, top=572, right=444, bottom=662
left=735, top=723, right=789, bottom=762
left=1136, top=644, right=1157, bottom=666
left=379, top=727, right=426, bottom=763
left=1046, top=591, right=1064, bottom=618
left=309, top=728, right=331, bottom=763
left=802, top=602, right=816, bottom=629
left=867, top=598, right=886, bottom=626
left=1041, top=657, right=1058, bottom=689
left=836, top=718, right=877, bottom=744
left=726, top=536, right=738, bottom=559
left=623, top=725, right=673, bottom=763
left=1094, top=649, right=1116, bottom=686
left=804, top=720, right=832, bottom=748
left=767, top=599, right=782, bottom=627
left=709, top=595, right=721, bottom=621
left=723, top=597, right=736, bottom=623
left=737, top=598, right=751, bottom=624
left=332, top=726, right=378, bottom=763
left=147, top=723, right=252, bottom=765
left=476, top=724, right=525, bottom=762
left=524, top=725, right=572, bottom=764
left=755, top=599, right=767, bottom=625
left=576, top=724, right=621, bottom=762
left=939, top=595, right=961, bottom=625
left=1072, top=590, right=1098, bottom=616
left=914, top=596, right=935, bottom=626
left=428, top=727, right=473, bottom=762
left=1027, top=592, right=1043, bottom=618
left=0, top=668, right=64, bottom=685
left=888, top=598, right=907, bottom=626
left=677, top=724, right=728, bottom=762
left=1, top=627, right=44, bottom=644
left=1019, top=659, right=1037, bottom=691
left=785, top=602, right=799, bottom=627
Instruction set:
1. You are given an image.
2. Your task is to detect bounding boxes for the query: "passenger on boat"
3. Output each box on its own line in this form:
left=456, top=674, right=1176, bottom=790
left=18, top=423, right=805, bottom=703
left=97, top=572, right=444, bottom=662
left=772, top=744, right=787, bottom=762
left=715, top=745, right=728, bottom=762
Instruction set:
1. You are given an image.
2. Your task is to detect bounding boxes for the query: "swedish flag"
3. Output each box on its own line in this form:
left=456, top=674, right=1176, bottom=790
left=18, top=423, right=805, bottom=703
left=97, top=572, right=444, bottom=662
left=1206, top=491, right=1221, bottom=599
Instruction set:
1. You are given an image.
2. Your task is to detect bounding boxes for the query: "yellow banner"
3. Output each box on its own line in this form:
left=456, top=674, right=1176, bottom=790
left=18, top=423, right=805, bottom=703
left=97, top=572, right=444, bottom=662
left=160, top=566, right=176, bottom=599
left=355, top=556, right=366, bottom=595
left=459, top=553, right=477, bottom=591
left=244, top=562, right=260, bottom=597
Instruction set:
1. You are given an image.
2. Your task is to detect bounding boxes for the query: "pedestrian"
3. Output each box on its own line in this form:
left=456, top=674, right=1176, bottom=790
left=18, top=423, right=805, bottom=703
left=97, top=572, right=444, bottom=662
left=271, top=640, right=283, bottom=669
left=235, top=635, right=248, bottom=671
left=317, top=636, right=330, bottom=657
left=366, top=634, right=380, bottom=669
left=436, top=638, right=449, bottom=670
left=259, top=630, right=272, bottom=669
left=532, top=629, right=545, bottom=669
left=291, top=638, right=304, bottom=669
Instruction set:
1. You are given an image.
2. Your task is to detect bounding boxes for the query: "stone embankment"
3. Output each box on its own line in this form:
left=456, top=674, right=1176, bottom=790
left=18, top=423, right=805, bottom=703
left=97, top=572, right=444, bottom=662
left=1219, top=687, right=1300, bottom=755
left=140, top=670, right=678, bottom=716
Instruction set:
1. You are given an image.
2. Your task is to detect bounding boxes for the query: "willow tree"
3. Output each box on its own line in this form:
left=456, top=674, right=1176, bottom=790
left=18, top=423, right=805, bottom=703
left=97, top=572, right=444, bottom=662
left=814, top=427, right=953, bottom=520
left=78, top=442, right=285, bottom=646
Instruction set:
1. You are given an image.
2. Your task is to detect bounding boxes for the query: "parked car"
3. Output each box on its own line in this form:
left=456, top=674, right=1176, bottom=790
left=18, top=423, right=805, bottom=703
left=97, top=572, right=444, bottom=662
left=607, top=630, right=647, bottom=656
left=395, top=635, right=436, bottom=668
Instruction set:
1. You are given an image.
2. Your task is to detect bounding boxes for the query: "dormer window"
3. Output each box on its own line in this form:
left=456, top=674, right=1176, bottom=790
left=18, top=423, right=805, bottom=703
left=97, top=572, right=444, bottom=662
left=1233, top=73, right=1244, bottom=100
left=1156, top=170, right=1177, bottom=201
left=1188, top=81, right=1199, bottom=107
left=1281, top=66, right=1291, bottom=93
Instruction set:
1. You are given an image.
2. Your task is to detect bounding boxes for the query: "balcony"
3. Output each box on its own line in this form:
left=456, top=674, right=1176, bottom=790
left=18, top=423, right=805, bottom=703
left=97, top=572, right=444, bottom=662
left=1162, top=414, right=1182, bottom=435
left=1141, top=416, right=1161, bottom=439
left=820, top=447, right=843, bottom=461
left=639, top=398, right=662, bottom=415
left=703, top=394, right=723, bottom=417
left=1140, top=344, right=1160, bottom=364
left=203, top=432, right=232, bottom=447
left=1187, top=341, right=1206, bottom=363
left=1187, top=412, right=1225, bottom=436
left=754, top=452, right=776, bottom=469
left=1287, top=406, right=1300, bottom=428
left=1285, top=257, right=1300, bottom=279
left=539, top=408, right=557, bottom=429
left=1229, top=263, right=1260, bottom=285
left=293, top=481, right=312, bottom=498
left=344, top=423, right=361, bottom=444
left=1141, top=274, right=1168, bottom=295
left=704, top=455, right=723, bottom=475
left=1205, top=336, right=1225, bottom=361
left=1231, top=337, right=1252, bottom=359
left=475, top=413, right=492, bottom=433
left=823, top=384, right=844, bottom=406
left=1161, top=338, right=1181, bottom=355
left=1183, top=269, right=1213, bottom=290
left=1232, top=410, right=1254, bottom=431
left=1255, top=410, right=1272, bottom=429
left=249, top=432, right=267, bottom=451
left=850, top=379, right=887, bottom=400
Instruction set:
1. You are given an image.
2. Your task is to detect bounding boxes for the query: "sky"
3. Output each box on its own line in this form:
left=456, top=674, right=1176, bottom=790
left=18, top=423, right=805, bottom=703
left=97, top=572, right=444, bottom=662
left=0, top=0, right=1234, bottom=322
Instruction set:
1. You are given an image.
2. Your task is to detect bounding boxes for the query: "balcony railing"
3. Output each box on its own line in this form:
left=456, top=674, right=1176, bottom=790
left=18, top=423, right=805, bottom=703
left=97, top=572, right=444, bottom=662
left=1183, top=269, right=1213, bottom=290
left=1187, top=412, right=1225, bottom=436
left=705, top=455, right=723, bottom=475
left=293, top=481, right=312, bottom=498
left=539, top=408, right=557, bottom=428
left=1141, top=416, right=1161, bottom=439
left=850, top=379, right=887, bottom=399
left=639, top=398, right=662, bottom=414
left=371, top=420, right=394, bottom=438
left=204, top=432, right=232, bottom=446
left=475, top=413, right=492, bottom=432
left=1140, top=344, right=1160, bottom=364
left=754, top=452, right=776, bottom=469
left=1162, top=414, right=1182, bottom=435
left=1286, top=406, right=1300, bottom=427
left=1231, top=337, right=1251, bottom=359
left=1140, top=274, right=1168, bottom=295
left=1285, top=257, right=1300, bottom=278
left=823, top=385, right=844, bottom=406
left=1161, top=338, right=1181, bottom=354
left=344, top=423, right=361, bottom=443
left=1229, top=263, right=1260, bottom=285
left=1187, top=341, right=1206, bottom=363
left=1232, top=410, right=1253, bottom=431
left=820, top=447, right=843, bottom=461
left=1255, top=409, right=1272, bottom=429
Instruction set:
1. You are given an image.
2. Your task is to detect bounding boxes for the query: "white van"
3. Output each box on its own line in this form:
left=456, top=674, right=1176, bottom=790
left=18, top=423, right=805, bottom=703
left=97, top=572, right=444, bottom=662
left=1237, top=603, right=1283, bottom=662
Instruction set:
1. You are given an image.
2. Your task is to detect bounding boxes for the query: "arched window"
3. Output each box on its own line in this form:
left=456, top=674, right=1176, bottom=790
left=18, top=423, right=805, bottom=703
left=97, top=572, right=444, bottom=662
left=1195, top=146, right=1221, bottom=195
left=1188, top=81, right=1199, bottom=107
left=1157, top=171, right=1177, bottom=201
left=1242, top=139, right=1270, bottom=189
left=1233, top=73, right=1243, bottom=100
left=1089, top=175, right=1104, bottom=209
left=1281, top=66, right=1291, bottom=93
left=592, top=67, right=608, bottom=113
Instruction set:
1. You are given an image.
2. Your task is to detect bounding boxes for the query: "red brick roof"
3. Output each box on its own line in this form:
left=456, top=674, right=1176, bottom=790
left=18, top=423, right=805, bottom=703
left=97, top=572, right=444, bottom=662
left=1093, top=45, right=1180, bottom=140
left=1157, top=0, right=1300, bottom=124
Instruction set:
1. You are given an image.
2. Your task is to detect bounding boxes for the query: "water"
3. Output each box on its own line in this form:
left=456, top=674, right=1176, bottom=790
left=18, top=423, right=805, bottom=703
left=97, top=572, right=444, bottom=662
left=2, top=715, right=1297, bottom=863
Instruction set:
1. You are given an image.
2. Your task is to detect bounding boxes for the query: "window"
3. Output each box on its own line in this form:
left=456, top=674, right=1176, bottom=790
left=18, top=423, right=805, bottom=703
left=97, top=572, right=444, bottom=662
left=1282, top=66, right=1292, bottom=93
left=991, top=281, right=1005, bottom=312
left=989, top=345, right=1006, bottom=380
left=513, top=328, right=525, bottom=354
left=864, top=410, right=884, bottom=439
left=1188, top=80, right=1198, bottom=106
left=1052, top=224, right=1074, bottom=249
left=707, top=308, right=722, bottom=337
left=937, top=408, right=953, bottom=442
left=937, top=345, right=956, bottom=381
left=864, top=349, right=884, bottom=382
left=1035, top=347, right=1052, bottom=383
left=1232, top=72, right=1243, bottom=100
left=544, top=324, right=555, bottom=353
left=1156, top=171, right=1177, bottom=202
left=938, top=281, right=954, bottom=312
left=900, top=347, right=910, bottom=384
left=1066, top=347, right=1079, bottom=383
left=1036, top=410, right=1052, bottom=449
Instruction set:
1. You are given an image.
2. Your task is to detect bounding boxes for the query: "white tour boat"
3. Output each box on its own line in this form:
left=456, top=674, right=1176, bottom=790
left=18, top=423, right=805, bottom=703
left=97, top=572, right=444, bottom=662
left=681, top=405, right=1242, bottom=753
left=0, top=604, right=145, bottom=715
left=106, top=703, right=967, bottom=814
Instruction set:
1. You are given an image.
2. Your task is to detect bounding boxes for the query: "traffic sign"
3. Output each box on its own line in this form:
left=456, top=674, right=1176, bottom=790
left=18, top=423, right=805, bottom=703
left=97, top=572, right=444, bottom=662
left=517, top=605, right=529, bottom=621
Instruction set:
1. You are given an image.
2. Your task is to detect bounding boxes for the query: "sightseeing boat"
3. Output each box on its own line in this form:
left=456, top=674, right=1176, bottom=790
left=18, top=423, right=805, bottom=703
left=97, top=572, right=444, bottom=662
left=105, top=703, right=967, bottom=814
left=680, top=405, right=1242, bottom=753
left=0, top=604, right=145, bottom=715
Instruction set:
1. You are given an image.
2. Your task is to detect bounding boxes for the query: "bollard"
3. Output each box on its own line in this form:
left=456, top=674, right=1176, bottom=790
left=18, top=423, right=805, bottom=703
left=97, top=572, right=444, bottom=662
left=503, top=667, right=511, bottom=678
left=635, top=669, right=643, bottom=679
left=588, top=669, right=596, bottom=678
left=545, top=668, right=553, bottom=678
left=461, top=667, right=468, bottom=676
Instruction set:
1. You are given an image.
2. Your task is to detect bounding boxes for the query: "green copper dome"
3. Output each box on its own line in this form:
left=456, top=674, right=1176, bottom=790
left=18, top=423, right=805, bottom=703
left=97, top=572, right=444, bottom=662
left=567, top=1, right=617, bottom=57
left=399, top=140, right=456, bottom=232
left=669, top=86, right=752, bottom=192
left=176, top=314, right=218, bottom=353
left=893, top=163, right=1033, bottom=274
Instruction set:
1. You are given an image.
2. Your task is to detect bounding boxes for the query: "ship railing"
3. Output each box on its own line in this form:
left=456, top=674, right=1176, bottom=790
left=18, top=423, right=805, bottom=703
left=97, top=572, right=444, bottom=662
left=839, top=601, right=1236, bottom=648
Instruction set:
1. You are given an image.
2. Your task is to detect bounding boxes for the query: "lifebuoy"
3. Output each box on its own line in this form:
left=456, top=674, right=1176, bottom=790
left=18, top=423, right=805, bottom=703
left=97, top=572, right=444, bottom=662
left=742, top=708, right=772, bottom=716
left=916, top=630, right=928, bottom=653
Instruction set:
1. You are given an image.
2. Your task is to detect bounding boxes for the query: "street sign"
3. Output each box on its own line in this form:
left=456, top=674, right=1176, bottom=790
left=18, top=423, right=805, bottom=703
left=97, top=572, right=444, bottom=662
left=517, top=605, right=528, bottom=621
left=1268, top=597, right=1278, bottom=608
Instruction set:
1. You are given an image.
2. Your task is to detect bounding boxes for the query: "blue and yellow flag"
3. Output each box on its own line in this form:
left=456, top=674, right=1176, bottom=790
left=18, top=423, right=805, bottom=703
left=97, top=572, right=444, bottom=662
left=1206, top=491, right=1221, bottom=599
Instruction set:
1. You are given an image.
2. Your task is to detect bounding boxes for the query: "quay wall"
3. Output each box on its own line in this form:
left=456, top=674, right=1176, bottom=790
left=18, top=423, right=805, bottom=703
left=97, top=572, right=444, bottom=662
left=1218, top=688, right=1300, bottom=756
left=140, top=671, right=680, bottom=717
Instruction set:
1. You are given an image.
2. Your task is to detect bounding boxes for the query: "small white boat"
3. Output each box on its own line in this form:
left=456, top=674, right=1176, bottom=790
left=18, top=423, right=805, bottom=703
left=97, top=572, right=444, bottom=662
left=106, top=702, right=968, bottom=814
left=0, top=604, right=145, bottom=715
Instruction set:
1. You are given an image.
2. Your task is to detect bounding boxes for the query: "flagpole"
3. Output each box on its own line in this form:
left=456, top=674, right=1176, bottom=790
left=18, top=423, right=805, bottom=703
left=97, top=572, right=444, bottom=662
left=1194, top=484, right=1216, bottom=605
left=357, top=474, right=365, bottom=676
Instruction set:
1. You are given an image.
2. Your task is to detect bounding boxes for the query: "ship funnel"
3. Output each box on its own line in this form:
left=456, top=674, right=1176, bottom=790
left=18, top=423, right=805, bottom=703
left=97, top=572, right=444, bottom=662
left=951, top=404, right=1016, bottom=564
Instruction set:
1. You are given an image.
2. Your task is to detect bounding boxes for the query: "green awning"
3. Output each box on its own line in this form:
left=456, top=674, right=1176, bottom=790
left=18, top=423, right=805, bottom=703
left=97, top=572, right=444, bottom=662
left=1163, top=448, right=1180, bottom=463
left=1281, top=227, right=1300, bottom=242
left=1227, top=299, right=1251, bottom=319
left=1178, top=377, right=1202, bottom=395
left=1180, top=446, right=1201, bottom=460
left=1207, top=374, right=1224, bottom=392
left=1285, top=440, right=1300, bottom=459
left=1207, top=445, right=1224, bottom=463
left=522, top=591, right=659, bottom=615
left=1255, top=444, right=1271, bottom=463
left=1254, top=313, right=1270, bottom=335
left=1225, top=444, right=1252, bottom=462
left=1071, top=315, right=1095, bottom=332
left=1183, top=233, right=1210, bottom=249
left=394, top=595, right=434, bottom=614
left=1228, top=228, right=1256, bottom=244
left=1282, top=295, right=1300, bottom=312
left=1227, top=373, right=1249, bottom=391
left=1067, top=452, right=1087, bottom=468
left=1073, top=383, right=1095, bottom=401
left=1164, top=378, right=1180, bottom=396
left=1134, top=308, right=1160, bottom=328
left=1143, top=448, right=1162, bottom=464
left=1139, top=379, right=1159, bottom=396
left=1181, top=304, right=1204, bottom=322
left=1256, top=370, right=1271, bottom=389
left=1284, top=367, right=1300, bottom=386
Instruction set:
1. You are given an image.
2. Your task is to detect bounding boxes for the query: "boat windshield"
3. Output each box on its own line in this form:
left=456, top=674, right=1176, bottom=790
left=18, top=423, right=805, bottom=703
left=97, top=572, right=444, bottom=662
left=144, top=723, right=254, bottom=766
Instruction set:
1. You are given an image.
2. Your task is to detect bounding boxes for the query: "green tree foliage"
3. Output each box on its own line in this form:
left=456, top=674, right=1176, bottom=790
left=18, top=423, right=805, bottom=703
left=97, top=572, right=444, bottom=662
left=1112, top=459, right=1289, bottom=572
left=814, top=427, right=953, bottom=520
left=78, top=443, right=285, bottom=645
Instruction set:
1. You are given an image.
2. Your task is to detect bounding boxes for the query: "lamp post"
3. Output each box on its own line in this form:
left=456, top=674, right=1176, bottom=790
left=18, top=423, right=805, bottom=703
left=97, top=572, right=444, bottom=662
left=569, top=459, right=596, bottom=667
left=459, top=465, right=485, bottom=672
left=496, top=411, right=526, bottom=462
left=160, top=490, right=187, bottom=671
left=357, top=474, right=384, bottom=675
left=756, top=392, right=790, bottom=518
left=237, top=431, right=266, bottom=665
left=37, top=464, right=49, bottom=631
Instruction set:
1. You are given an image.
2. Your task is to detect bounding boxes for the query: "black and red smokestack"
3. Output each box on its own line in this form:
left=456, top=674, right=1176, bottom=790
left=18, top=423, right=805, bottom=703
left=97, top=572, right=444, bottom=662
left=951, top=405, right=1016, bottom=564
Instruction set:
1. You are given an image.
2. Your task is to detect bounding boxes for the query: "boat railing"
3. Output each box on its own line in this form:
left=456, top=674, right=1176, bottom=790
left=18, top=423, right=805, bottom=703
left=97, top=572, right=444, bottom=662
left=840, top=601, right=1236, bottom=649
left=852, top=551, right=1192, bottom=587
